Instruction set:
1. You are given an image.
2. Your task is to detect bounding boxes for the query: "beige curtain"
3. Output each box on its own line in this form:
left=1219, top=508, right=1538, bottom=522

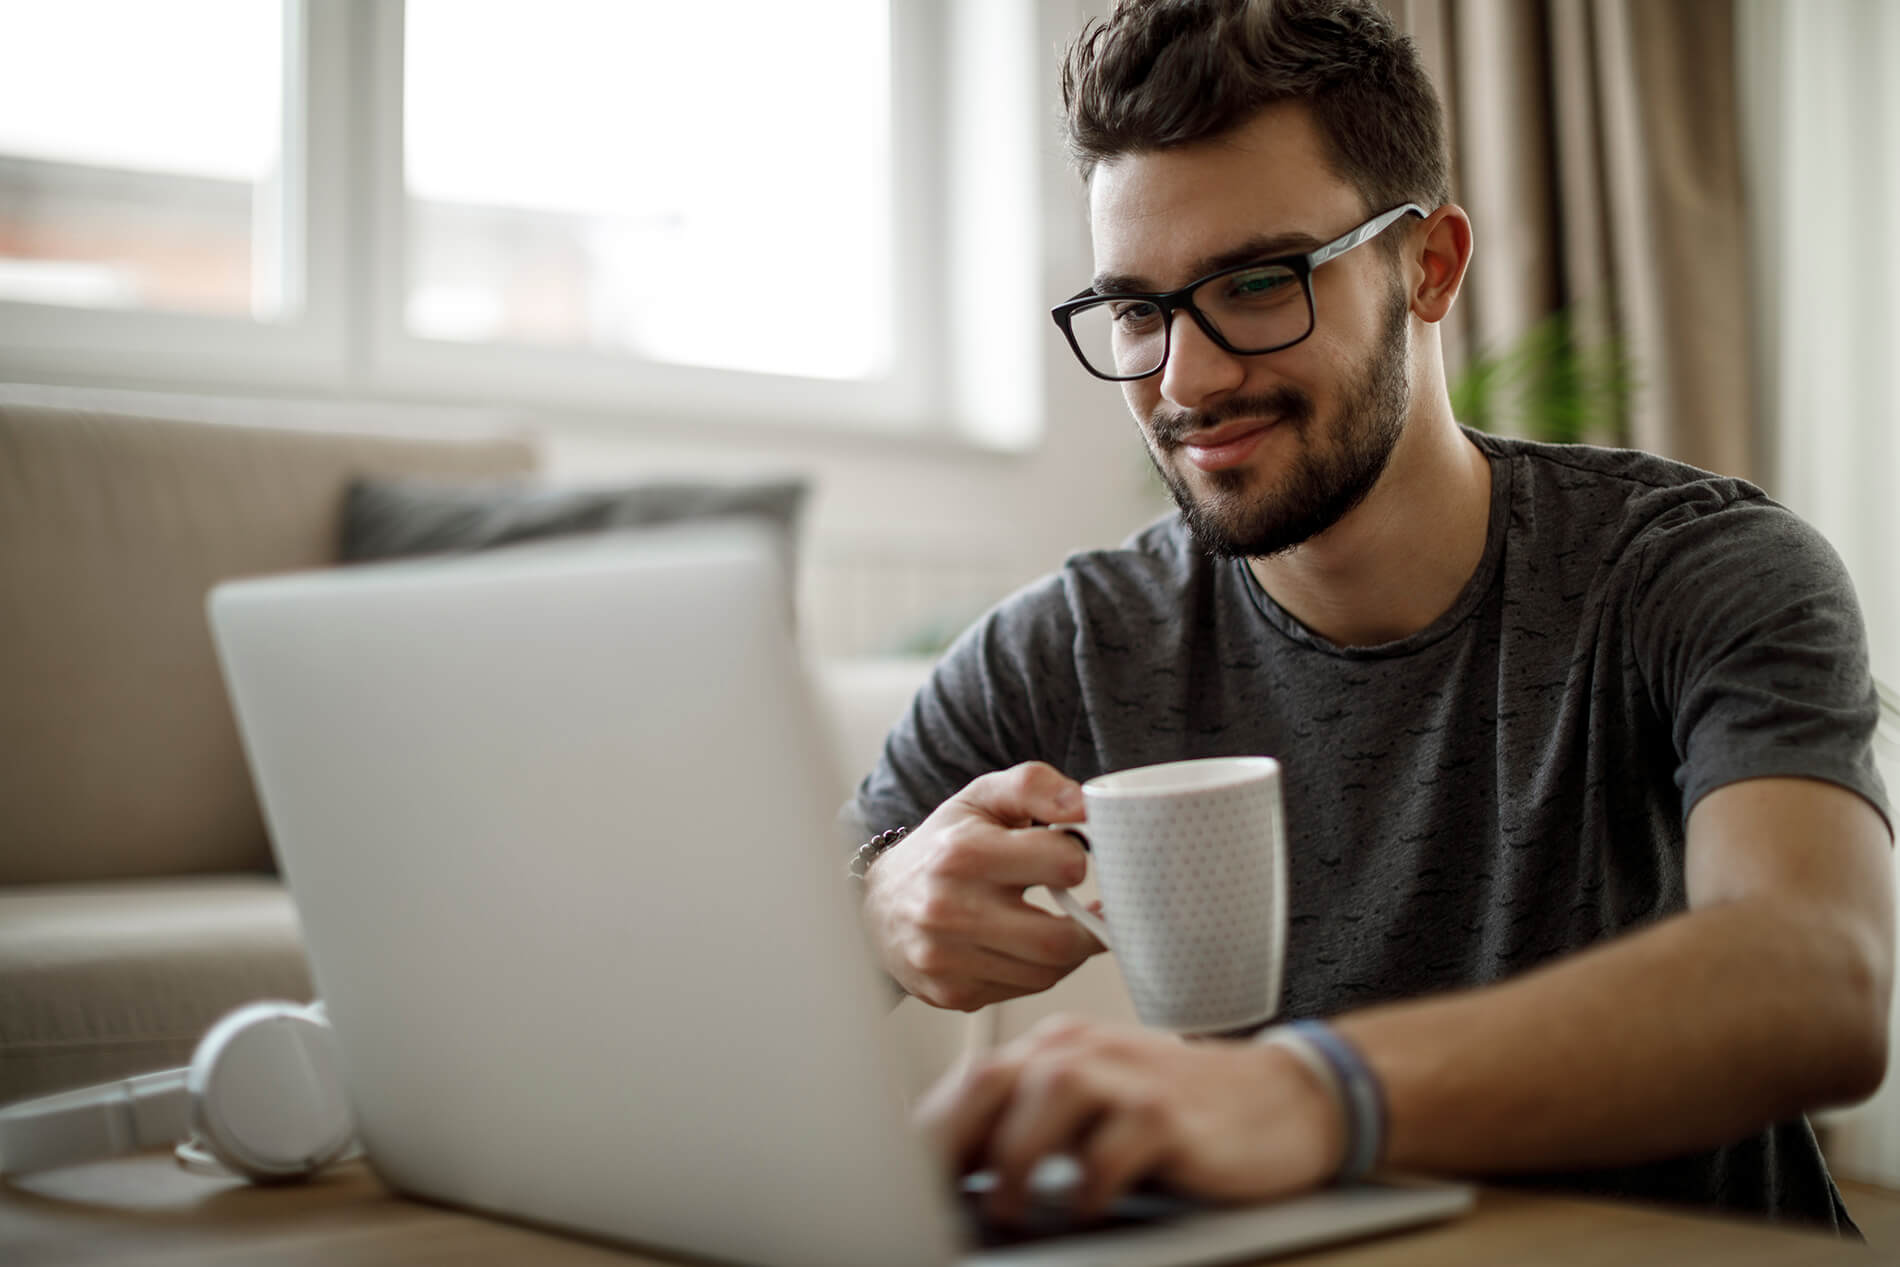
left=1384, top=0, right=1755, bottom=479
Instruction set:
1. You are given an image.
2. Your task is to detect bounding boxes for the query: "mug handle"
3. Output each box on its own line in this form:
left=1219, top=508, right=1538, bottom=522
left=1045, top=824, right=1113, bottom=951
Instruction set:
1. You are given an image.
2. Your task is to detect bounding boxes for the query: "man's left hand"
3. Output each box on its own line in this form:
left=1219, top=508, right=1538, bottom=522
left=915, top=1015, right=1348, bottom=1222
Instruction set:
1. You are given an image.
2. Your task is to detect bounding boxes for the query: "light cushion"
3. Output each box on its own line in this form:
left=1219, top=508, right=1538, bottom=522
left=0, top=877, right=311, bottom=1104
left=0, top=403, right=538, bottom=885
left=812, top=656, right=937, bottom=806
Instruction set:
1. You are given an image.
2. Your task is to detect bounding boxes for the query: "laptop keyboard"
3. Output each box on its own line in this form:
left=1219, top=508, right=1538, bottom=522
left=957, top=1158, right=1201, bottom=1249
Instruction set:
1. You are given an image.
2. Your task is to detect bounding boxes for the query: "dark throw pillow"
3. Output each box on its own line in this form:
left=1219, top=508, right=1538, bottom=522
left=340, top=476, right=808, bottom=563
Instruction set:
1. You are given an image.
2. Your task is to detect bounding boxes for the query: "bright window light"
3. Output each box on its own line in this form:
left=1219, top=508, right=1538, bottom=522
left=0, top=0, right=287, bottom=319
left=403, top=0, right=893, bottom=381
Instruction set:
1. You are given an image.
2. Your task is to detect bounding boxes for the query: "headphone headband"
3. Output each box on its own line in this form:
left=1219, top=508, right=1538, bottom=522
left=0, top=1068, right=190, bottom=1174
left=0, top=999, right=355, bottom=1183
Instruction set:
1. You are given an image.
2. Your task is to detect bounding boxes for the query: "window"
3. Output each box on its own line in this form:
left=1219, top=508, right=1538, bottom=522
left=0, top=0, right=1036, bottom=444
left=403, top=0, right=891, bottom=381
left=0, top=0, right=290, bottom=319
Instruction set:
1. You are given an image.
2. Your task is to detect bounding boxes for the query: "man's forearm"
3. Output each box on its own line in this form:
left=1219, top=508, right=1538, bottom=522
left=1332, top=896, right=1888, bottom=1176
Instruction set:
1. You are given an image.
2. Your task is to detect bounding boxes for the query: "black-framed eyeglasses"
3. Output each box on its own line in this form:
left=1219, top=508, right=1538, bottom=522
left=1050, top=203, right=1427, bottom=382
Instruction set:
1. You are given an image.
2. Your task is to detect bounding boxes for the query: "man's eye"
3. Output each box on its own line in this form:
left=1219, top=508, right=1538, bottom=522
left=1225, top=268, right=1296, bottom=301
left=1110, top=300, right=1162, bottom=327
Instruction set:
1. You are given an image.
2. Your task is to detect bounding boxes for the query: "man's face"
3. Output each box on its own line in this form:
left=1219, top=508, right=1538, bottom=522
left=1088, top=103, right=1415, bottom=559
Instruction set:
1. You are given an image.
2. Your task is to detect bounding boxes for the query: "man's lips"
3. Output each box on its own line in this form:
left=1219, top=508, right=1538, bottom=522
left=1176, top=419, right=1277, bottom=471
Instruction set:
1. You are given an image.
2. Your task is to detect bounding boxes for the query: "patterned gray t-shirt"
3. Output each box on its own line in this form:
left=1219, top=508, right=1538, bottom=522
left=853, top=428, right=1891, bottom=1232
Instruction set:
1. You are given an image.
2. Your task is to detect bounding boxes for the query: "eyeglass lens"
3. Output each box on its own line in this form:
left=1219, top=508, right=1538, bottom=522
left=1066, top=262, right=1309, bottom=378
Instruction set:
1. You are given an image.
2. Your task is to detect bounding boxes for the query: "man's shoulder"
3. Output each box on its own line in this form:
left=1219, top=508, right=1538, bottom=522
left=1472, top=430, right=1854, bottom=635
left=971, top=515, right=1216, bottom=651
left=1472, top=428, right=1809, bottom=558
left=1059, top=512, right=1211, bottom=601
left=1474, top=428, right=1766, bottom=518
left=962, top=513, right=1203, bottom=645
left=1095, top=511, right=1200, bottom=566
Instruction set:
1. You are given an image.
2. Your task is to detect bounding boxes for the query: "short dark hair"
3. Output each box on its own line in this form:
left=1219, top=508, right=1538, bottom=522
left=1060, top=0, right=1451, bottom=217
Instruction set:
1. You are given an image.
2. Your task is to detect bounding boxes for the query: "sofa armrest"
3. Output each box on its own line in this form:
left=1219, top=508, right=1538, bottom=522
left=810, top=656, right=936, bottom=804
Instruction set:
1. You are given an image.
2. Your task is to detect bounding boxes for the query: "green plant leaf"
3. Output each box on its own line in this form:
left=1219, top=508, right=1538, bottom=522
left=1450, top=306, right=1636, bottom=445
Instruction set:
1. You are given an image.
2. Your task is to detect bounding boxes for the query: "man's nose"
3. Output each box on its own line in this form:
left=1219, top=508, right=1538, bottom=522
left=1158, top=311, right=1246, bottom=411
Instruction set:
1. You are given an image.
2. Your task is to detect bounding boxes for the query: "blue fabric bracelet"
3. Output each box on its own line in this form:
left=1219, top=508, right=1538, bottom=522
left=1266, top=1020, right=1388, bottom=1183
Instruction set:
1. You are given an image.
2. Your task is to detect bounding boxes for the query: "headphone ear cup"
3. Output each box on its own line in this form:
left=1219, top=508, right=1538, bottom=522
left=186, top=1000, right=355, bottom=1183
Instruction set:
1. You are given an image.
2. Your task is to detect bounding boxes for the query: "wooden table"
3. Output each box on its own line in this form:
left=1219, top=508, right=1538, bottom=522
left=0, top=1152, right=1876, bottom=1266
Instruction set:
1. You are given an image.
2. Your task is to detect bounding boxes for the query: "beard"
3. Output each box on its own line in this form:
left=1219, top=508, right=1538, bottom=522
left=1145, top=284, right=1413, bottom=559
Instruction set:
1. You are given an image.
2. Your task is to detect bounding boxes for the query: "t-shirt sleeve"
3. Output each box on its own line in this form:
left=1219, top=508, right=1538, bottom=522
left=847, top=573, right=1084, bottom=841
left=1627, top=487, right=1892, bottom=836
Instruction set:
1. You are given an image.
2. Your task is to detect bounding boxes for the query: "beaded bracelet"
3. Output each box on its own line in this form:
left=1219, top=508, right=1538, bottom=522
left=1257, top=1019, right=1388, bottom=1183
left=847, top=826, right=909, bottom=882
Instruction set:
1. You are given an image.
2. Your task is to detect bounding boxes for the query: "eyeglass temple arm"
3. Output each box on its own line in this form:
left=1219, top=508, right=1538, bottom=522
left=1306, top=203, right=1428, bottom=269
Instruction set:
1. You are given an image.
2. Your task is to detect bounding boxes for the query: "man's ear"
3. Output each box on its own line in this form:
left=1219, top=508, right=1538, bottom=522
left=1409, top=205, right=1472, bottom=325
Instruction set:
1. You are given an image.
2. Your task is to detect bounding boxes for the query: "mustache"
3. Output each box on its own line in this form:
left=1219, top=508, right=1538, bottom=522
left=1149, top=388, right=1315, bottom=447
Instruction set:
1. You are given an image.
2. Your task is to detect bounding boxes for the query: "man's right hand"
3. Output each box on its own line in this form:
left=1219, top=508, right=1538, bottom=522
left=860, top=762, right=1107, bottom=1012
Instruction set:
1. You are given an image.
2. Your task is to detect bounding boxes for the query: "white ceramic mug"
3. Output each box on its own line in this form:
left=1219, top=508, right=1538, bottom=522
left=1048, top=756, right=1287, bottom=1035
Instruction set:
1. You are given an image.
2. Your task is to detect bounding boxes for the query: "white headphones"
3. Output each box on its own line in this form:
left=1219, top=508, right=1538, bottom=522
left=0, top=999, right=358, bottom=1182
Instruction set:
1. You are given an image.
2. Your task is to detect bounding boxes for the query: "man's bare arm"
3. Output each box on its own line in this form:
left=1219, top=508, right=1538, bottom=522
left=1336, top=775, right=1892, bottom=1174
left=933, top=776, right=1893, bottom=1218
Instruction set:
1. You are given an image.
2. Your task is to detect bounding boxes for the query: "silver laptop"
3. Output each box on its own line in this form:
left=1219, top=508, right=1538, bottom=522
left=207, top=525, right=1472, bottom=1267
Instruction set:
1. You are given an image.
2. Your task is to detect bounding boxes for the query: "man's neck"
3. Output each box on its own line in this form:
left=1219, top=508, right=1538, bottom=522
left=1245, top=411, right=1492, bottom=648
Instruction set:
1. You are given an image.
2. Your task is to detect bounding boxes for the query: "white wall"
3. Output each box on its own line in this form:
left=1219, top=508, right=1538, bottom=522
left=1740, top=0, right=1900, bottom=685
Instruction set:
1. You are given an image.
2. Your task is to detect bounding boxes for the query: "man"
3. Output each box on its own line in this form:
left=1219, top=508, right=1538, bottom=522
left=851, top=0, right=1892, bottom=1236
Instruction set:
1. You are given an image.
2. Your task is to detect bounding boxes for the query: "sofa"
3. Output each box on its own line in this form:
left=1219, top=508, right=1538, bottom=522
left=0, top=396, right=544, bottom=1103
left=0, top=390, right=1139, bottom=1115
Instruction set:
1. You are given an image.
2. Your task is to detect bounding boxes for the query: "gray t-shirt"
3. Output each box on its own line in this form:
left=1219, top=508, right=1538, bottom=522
left=853, top=428, right=1891, bottom=1232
